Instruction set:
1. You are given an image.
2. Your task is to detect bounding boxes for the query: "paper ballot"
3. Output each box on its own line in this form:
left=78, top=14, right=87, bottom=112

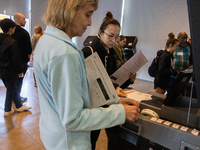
left=85, top=52, right=119, bottom=108
left=110, top=50, right=148, bottom=86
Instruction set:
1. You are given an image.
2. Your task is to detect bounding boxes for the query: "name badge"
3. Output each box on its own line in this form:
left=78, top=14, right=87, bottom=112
left=177, top=52, right=183, bottom=56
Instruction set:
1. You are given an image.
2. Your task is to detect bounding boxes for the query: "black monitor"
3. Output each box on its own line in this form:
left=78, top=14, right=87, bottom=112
left=83, top=36, right=97, bottom=46
left=124, top=36, right=138, bottom=60
left=124, top=36, right=138, bottom=49
left=164, top=69, right=193, bottom=106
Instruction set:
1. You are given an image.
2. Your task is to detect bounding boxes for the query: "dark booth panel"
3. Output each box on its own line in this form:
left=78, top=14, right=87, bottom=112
left=83, top=36, right=97, bottom=46
left=124, top=36, right=138, bottom=49
left=187, top=0, right=200, bottom=107
left=124, top=36, right=138, bottom=60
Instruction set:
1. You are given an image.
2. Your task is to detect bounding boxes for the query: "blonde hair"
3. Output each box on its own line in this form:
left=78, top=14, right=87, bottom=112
left=35, top=25, right=44, bottom=36
left=43, top=0, right=98, bottom=31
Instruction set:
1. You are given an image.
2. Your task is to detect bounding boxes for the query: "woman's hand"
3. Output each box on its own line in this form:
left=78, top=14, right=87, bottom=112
left=129, top=72, right=136, bottom=82
left=116, top=87, right=127, bottom=97
left=118, top=98, right=140, bottom=107
left=118, top=98, right=140, bottom=122
left=18, top=73, right=24, bottom=78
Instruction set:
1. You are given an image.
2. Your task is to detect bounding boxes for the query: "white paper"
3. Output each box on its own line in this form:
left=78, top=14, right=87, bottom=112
left=85, top=52, right=119, bottom=108
left=110, top=50, right=148, bottom=86
left=125, top=90, right=152, bottom=102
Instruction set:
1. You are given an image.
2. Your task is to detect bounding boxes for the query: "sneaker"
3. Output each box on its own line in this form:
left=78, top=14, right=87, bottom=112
left=16, top=105, right=32, bottom=112
left=21, top=97, right=28, bottom=103
left=4, top=110, right=15, bottom=117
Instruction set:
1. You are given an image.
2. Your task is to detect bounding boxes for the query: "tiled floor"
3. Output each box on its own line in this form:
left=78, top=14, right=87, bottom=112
left=0, top=67, right=154, bottom=150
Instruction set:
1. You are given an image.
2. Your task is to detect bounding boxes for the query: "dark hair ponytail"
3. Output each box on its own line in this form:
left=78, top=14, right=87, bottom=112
left=166, top=32, right=179, bottom=48
left=103, top=11, right=113, bottom=21
left=168, top=32, right=175, bottom=39
left=99, top=11, right=120, bottom=34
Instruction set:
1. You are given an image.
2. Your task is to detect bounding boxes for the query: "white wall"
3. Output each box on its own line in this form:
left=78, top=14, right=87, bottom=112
left=31, top=0, right=190, bottom=83
left=122, top=0, right=190, bottom=81
left=31, top=0, right=48, bottom=37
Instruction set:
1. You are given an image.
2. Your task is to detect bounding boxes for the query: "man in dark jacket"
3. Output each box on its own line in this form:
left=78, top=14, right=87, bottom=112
left=0, top=18, right=31, bottom=116
left=11, top=13, right=32, bottom=102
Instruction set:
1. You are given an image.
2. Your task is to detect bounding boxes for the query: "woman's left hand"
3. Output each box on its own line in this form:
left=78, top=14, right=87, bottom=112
left=116, top=87, right=127, bottom=97
left=129, top=72, right=136, bottom=82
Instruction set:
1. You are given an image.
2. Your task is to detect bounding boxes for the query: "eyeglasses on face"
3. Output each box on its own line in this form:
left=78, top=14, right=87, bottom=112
left=103, top=32, right=120, bottom=42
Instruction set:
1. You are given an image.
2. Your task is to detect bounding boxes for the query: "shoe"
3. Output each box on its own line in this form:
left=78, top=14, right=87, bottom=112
left=21, top=97, right=27, bottom=103
left=16, top=105, right=32, bottom=112
left=4, top=110, right=15, bottom=117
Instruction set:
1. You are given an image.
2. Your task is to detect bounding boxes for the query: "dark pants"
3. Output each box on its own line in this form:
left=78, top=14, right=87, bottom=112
left=168, top=76, right=185, bottom=95
left=1, top=69, right=22, bottom=112
left=91, top=129, right=101, bottom=150
left=168, top=76, right=176, bottom=92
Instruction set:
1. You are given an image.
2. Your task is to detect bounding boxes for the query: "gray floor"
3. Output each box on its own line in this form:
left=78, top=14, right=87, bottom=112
left=0, top=67, right=154, bottom=150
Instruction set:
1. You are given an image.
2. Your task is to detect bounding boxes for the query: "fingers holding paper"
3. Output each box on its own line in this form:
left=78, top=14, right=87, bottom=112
left=116, top=87, right=127, bottom=97
left=129, top=72, right=137, bottom=82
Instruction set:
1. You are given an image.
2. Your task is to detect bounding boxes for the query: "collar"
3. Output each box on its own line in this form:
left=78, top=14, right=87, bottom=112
left=44, top=25, right=78, bottom=51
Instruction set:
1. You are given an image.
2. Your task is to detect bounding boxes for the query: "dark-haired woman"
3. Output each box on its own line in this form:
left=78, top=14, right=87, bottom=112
left=82, top=11, right=140, bottom=150
left=113, top=35, right=136, bottom=89
left=154, top=33, right=179, bottom=94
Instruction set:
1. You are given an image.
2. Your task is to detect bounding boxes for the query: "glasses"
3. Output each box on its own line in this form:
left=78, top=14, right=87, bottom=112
left=103, top=32, right=120, bottom=42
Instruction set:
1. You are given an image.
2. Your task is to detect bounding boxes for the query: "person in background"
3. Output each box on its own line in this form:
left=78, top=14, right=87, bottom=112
left=11, top=13, right=32, bottom=103
left=31, top=25, right=43, bottom=87
left=82, top=11, right=139, bottom=150
left=168, top=32, right=193, bottom=91
left=154, top=32, right=179, bottom=94
left=33, top=0, right=140, bottom=149
left=31, top=25, right=43, bottom=55
left=113, top=35, right=136, bottom=89
left=0, top=19, right=31, bottom=117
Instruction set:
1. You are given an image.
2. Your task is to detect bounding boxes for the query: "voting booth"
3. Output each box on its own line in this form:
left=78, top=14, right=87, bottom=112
left=124, top=36, right=138, bottom=60
left=83, top=36, right=97, bottom=46
left=106, top=0, right=200, bottom=149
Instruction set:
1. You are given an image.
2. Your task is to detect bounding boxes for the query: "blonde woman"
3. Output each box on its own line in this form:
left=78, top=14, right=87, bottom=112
left=33, top=0, right=140, bottom=149
left=31, top=25, right=43, bottom=55
left=31, top=25, right=43, bottom=87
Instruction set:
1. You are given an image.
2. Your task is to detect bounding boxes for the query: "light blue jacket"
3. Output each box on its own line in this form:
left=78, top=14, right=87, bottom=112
left=33, top=26, right=125, bottom=150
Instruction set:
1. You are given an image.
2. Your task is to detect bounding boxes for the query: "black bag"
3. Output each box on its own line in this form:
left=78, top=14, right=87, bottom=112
left=148, top=56, right=159, bottom=77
